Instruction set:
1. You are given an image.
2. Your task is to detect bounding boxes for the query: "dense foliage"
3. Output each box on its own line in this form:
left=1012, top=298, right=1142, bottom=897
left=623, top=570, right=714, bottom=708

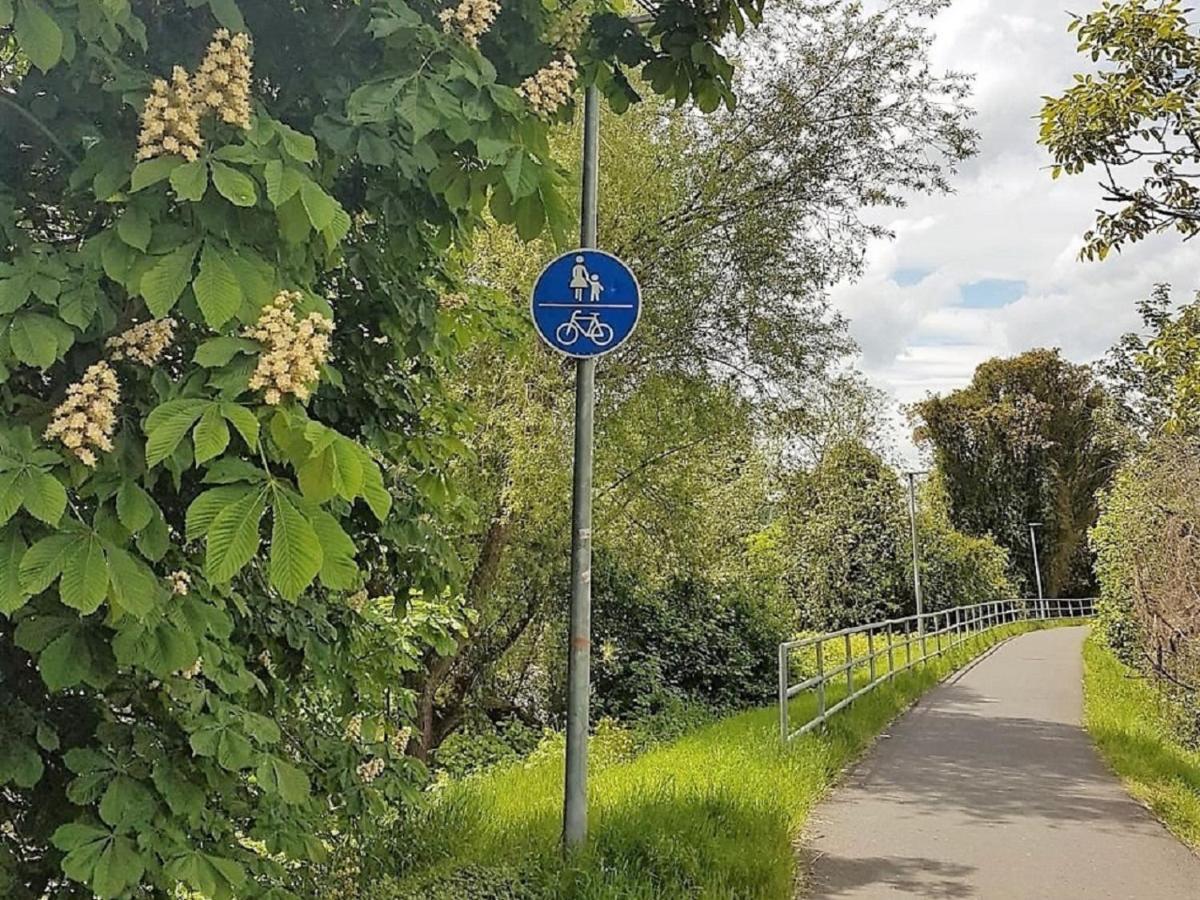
left=0, top=0, right=786, bottom=894
left=1093, top=296, right=1200, bottom=743
left=913, top=349, right=1121, bottom=598
left=1040, top=0, right=1200, bottom=260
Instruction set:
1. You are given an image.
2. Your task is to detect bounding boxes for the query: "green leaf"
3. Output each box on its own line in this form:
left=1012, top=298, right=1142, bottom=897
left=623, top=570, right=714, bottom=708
left=0, top=738, right=43, bottom=788
left=91, top=835, right=145, bottom=899
left=211, top=161, right=258, bottom=207
left=22, top=470, right=66, bottom=525
left=116, top=206, right=151, bottom=251
left=275, top=122, right=317, bottom=163
left=9, top=311, right=64, bottom=369
left=220, top=402, right=259, bottom=450
left=268, top=491, right=321, bottom=600
left=206, top=0, right=245, bottom=31
left=514, top=194, right=546, bottom=241
left=256, top=756, right=310, bottom=804
left=193, top=405, right=230, bottom=464
left=130, top=155, right=183, bottom=192
left=115, top=620, right=198, bottom=679
left=60, top=532, right=108, bottom=614
left=193, top=243, right=244, bottom=328
left=169, top=159, right=208, bottom=202
left=359, top=452, right=392, bottom=521
left=144, top=399, right=207, bottom=467
left=186, top=485, right=252, bottom=541
left=0, top=273, right=31, bottom=313
left=38, top=627, right=102, bottom=691
left=152, top=761, right=206, bottom=819
left=309, top=509, right=357, bottom=590
left=300, top=180, right=337, bottom=230
left=264, top=161, right=304, bottom=207
left=106, top=547, right=157, bottom=618
left=19, top=533, right=73, bottom=594
left=140, top=242, right=198, bottom=317
left=205, top=488, right=265, bottom=582
left=116, top=481, right=154, bottom=533
left=503, top=151, right=541, bottom=200
left=0, top=472, right=21, bottom=526
left=0, top=526, right=30, bottom=615
left=14, top=0, right=62, bottom=72
left=195, top=336, right=258, bottom=367
left=99, top=775, right=156, bottom=829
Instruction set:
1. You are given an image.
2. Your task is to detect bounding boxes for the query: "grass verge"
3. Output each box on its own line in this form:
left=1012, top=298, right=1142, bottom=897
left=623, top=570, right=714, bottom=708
left=1082, top=632, right=1200, bottom=850
left=385, top=621, right=1060, bottom=899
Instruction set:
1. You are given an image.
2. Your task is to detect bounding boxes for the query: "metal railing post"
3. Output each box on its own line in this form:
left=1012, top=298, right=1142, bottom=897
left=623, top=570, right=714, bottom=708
left=868, top=628, right=877, bottom=685
left=816, top=640, right=826, bottom=728
left=845, top=633, right=853, bottom=695
left=778, top=643, right=788, bottom=743
left=887, top=622, right=895, bottom=680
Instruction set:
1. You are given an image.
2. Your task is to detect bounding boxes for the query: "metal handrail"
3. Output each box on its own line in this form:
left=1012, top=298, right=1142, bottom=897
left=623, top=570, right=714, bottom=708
left=777, top=597, right=1096, bottom=742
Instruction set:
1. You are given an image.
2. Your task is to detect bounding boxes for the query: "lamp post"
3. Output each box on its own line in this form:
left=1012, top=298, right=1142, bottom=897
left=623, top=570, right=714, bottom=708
left=905, top=471, right=929, bottom=635
left=1028, top=522, right=1045, bottom=618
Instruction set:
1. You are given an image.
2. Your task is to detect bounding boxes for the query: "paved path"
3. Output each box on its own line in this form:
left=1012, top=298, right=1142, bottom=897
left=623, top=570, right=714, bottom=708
left=803, top=627, right=1200, bottom=899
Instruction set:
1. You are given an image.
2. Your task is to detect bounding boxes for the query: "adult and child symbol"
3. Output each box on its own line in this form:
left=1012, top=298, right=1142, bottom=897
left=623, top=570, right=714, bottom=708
left=570, top=255, right=605, bottom=305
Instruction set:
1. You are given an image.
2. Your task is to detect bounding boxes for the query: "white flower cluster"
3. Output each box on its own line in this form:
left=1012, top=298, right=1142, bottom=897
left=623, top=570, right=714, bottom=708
left=390, top=726, right=413, bottom=756
left=106, top=318, right=176, bottom=367
left=546, top=4, right=589, bottom=51
left=193, top=29, right=253, bottom=129
left=180, top=656, right=203, bottom=680
left=168, top=570, right=191, bottom=596
left=517, top=55, right=577, bottom=120
left=243, top=290, right=334, bottom=405
left=43, top=362, right=120, bottom=467
left=356, top=756, right=385, bottom=783
left=438, top=0, right=499, bottom=48
left=344, top=714, right=363, bottom=743
left=137, top=66, right=203, bottom=162
left=347, top=589, right=368, bottom=613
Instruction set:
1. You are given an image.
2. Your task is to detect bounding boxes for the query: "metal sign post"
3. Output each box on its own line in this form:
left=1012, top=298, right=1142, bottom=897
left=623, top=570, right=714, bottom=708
left=1028, top=522, right=1045, bottom=617
left=527, top=84, right=641, bottom=850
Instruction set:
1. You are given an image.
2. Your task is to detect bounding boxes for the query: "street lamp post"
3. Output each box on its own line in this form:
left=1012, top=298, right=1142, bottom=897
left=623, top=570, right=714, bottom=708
left=905, top=471, right=929, bottom=635
left=1028, top=522, right=1045, bottom=618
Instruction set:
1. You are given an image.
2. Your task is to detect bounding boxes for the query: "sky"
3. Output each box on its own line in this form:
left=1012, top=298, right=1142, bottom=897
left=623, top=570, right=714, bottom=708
left=828, top=0, right=1198, bottom=464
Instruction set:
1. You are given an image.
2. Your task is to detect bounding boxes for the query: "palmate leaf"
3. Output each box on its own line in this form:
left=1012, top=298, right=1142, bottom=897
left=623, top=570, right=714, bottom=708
left=144, top=399, right=208, bottom=467
left=205, top=488, right=266, bottom=582
left=0, top=525, right=30, bottom=615
left=19, top=532, right=74, bottom=594
left=194, top=243, right=244, bottom=328
left=60, top=532, right=108, bottom=614
left=186, top=485, right=254, bottom=541
left=193, top=406, right=231, bottom=464
left=268, top=490, right=321, bottom=600
left=256, top=755, right=310, bottom=804
left=140, top=242, right=198, bottom=317
left=164, top=850, right=246, bottom=900
left=308, top=509, right=357, bottom=590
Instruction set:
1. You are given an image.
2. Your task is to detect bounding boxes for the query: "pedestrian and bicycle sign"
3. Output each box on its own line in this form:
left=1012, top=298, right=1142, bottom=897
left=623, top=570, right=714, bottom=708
left=531, top=249, right=641, bottom=358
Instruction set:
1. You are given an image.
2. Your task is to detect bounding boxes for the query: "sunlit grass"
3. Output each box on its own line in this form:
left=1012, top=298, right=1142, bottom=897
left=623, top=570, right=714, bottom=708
left=1083, top=633, right=1200, bottom=850
left=387, top=621, right=1061, bottom=899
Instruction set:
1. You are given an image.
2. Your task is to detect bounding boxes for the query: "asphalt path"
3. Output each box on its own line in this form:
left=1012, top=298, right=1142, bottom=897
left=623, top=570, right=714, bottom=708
left=803, top=626, right=1200, bottom=899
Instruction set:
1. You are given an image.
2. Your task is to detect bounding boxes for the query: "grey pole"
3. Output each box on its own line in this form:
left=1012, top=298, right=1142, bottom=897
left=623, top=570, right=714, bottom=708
left=906, top=472, right=926, bottom=636
left=563, top=83, right=599, bottom=851
left=1028, top=522, right=1044, bottom=618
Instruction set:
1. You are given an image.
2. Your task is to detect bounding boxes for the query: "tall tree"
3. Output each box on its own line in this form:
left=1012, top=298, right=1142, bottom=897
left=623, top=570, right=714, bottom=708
left=913, top=350, right=1122, bottom=597
left=1040, top=0, right=1200, bottom=259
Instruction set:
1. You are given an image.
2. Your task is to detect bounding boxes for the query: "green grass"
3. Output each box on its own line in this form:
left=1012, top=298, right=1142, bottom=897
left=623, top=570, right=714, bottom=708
left=1083, top=632, right=1200, bottom=850
left=386, top=621, right=1061, bottom=899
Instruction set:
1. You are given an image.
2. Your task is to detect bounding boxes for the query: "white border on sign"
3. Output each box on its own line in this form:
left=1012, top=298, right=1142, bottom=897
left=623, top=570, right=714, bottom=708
left=529, top=248, right=643, bottom=360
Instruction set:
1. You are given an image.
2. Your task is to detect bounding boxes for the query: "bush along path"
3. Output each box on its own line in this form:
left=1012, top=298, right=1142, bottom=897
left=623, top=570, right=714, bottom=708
left=379, top=620, right=1059, bottom=898
left=803, top=627, right=1200, bottom=899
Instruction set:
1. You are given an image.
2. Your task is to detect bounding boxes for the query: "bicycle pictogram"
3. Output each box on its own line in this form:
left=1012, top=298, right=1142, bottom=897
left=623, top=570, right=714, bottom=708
left=555, top=309, right=614, bottom=347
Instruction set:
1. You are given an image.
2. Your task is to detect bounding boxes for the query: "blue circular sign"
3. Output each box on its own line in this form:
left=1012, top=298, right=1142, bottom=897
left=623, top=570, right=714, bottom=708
left=530, top=249, right=641, bottom=358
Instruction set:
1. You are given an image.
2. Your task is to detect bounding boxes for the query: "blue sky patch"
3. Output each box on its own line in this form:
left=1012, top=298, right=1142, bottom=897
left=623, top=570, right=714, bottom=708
left=892, top=267, right=932, bottom=287
left=959, top=279, right=1027, bottom=308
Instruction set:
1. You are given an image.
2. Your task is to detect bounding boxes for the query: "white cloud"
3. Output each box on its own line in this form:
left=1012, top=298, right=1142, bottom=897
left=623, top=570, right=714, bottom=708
left=831, top=0, right=1198, bottom=465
